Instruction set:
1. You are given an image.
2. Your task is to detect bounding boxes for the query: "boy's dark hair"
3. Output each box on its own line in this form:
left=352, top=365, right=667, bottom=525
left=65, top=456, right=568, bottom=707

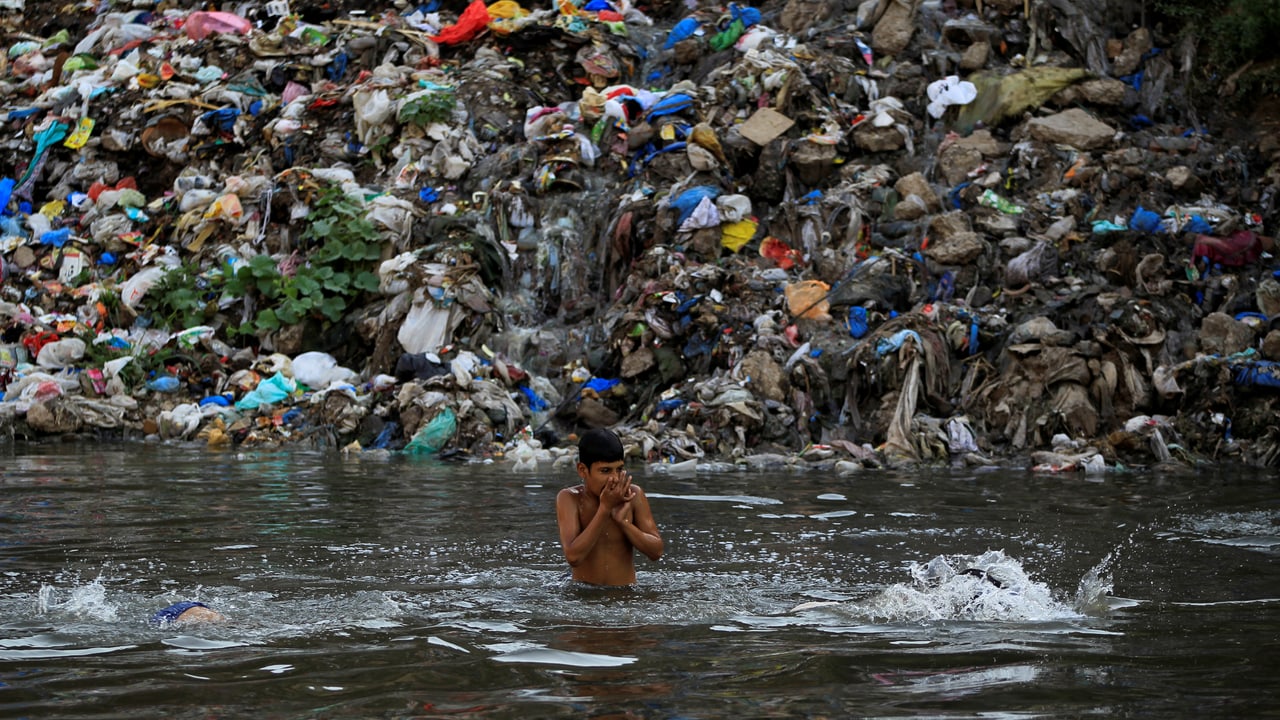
left=578, top=428, right=624, bottom=468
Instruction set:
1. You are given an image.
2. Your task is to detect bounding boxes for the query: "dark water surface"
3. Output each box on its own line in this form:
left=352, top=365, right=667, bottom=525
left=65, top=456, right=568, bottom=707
left=1, top=445, right=1277, bottom=718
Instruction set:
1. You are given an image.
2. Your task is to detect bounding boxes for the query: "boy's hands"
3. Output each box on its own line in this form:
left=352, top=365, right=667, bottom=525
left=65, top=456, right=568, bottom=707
left=600, top=470, right=636, bottom=511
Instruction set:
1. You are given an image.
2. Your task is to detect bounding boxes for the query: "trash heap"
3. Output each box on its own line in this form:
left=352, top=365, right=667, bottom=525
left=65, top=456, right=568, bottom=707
left=1, top=0, right=1278, bottom=471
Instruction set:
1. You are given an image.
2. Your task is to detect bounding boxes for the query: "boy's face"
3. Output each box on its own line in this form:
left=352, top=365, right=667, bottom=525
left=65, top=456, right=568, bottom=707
left=577, top=459, right=625, bottom=497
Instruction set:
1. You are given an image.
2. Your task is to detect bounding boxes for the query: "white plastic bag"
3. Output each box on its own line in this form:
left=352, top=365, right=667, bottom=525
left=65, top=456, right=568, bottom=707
left=926, top=76, right=978, bottom=119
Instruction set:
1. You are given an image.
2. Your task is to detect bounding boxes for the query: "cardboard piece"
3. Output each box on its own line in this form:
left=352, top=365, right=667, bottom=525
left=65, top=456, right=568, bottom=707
left=737, top=107, right=795, bottom=146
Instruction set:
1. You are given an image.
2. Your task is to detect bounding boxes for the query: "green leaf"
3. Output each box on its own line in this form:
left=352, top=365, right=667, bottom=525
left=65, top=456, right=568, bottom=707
left=256, top=308, right=280, bottom=332
left=315, top=241, right=343, bottom=263
left=293, top=274, right=321, bottom=296
left=353, top=271, right=380, bottom=292
left=277, top=305, right=301, bottom=325
left=318, top=295, right=346, bottom=322
left=249, top=255, right=280, bottom=279
left=311, top=218, right=333, bottom=238
left=323, top=271, right=351, bottom=293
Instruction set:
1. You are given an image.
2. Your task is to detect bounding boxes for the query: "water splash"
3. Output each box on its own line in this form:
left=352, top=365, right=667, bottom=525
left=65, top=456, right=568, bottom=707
left=36, top=578, right=120, bottom=622
left=856, top=550, right=1086, bottom=623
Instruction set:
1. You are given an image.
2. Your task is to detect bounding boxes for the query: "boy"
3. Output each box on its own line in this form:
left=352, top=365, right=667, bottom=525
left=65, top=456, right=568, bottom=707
left=556, top=428, right=663, bottom=585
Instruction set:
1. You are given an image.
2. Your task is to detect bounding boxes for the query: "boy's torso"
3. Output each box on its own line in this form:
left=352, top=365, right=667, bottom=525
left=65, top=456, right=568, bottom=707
left=573, top=485, right=637, bottom=585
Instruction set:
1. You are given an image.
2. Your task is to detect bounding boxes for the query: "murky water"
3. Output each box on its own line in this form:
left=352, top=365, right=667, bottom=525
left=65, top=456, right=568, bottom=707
left=1, top=445, right=1277, bottom=718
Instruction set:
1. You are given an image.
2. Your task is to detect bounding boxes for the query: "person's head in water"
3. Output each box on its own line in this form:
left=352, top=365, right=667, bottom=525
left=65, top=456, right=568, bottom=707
left=149, top=601, right=225, bottom=626
left=577, top=428, right=625, bottom=477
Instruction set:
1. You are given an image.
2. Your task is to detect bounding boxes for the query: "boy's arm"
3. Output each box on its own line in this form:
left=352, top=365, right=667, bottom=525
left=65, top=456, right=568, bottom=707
left=617, top=486, right=664, bottom=562
left=556, top=488, right=611, bottom=567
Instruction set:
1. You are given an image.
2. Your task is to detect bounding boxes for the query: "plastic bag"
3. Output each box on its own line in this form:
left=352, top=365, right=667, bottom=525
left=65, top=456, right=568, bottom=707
left=405, top=407, right=457, bottom=454
left=785, top=280, right=832, bottom=321
left=36, top=338, right=86, bottom=369
left=292, top=351, right=356, bottom=389
left=119, top=265, right=171, bottom=309
left=430, top=0, right=491, bottom=45
left=184, top=11, right=252, bottom=40
left=235, top=371, right=297, bottom=410
left=664, top=17, right=699, bottom=49
left=669, top=185, right=720, bottom=225
left=926, top=76, right=978, bottom=119
left=721, top=218, right=757, bottom=252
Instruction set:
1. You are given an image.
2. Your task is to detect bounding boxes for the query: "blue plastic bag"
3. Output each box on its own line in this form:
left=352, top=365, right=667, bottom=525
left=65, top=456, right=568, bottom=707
left=729, top=3, right=761, bottom=27
left=664, top=17, right=699, bottom=49
left=848, top=306, right=868, bottom=339
left=1129, top=206, right=1163, bottom=234
left=519, top=384, right=549, bottom=411
left=669, top=185, right=720, bottom=225
left=0, top=177, right=14, bottom=211
left=583, top=377, right=621, bottom=394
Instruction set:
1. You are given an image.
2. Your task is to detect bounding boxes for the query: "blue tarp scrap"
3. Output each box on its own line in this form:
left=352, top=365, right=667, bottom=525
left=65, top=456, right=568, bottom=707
left=1231, top=361, right=1280, bottom=388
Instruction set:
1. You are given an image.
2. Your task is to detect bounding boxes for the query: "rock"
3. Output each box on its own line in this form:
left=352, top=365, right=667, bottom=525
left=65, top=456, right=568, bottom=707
left=27, top=399, right=84, bottom=434
left=926, top=213, right=985, bottom=264
left=960, top=41, right=990, bottom=71
left=1053, top=78, right=1130, bottom=107
left=871, top=0, right=919, bottom=57
left=789, top=140, right=838, bottom=186
left=1257, top=278, right=1280, bottom=318
left=779, top=0, right=834, bottom=35
left=740, top=349, right=788, bottom=402
left=938, top=130, right=1004, bottom=185
left=1112, top=27, right=1153, bottom=76
left=1263, top=330, right=1280, bottom=361
left=1199, top=312, right=1255, bottom=356
left=1027, top=109, right=1116, bottom=150
left=672, top=38, right=701, bottom=65
left=576, top=397, right=619, bottom=428
left=1165, top=165, right=1202, bottom=194
left=938, top=143, right=984, bottom=185
left=854, top=124, right=905, bottom=152
left=893, top=172, right=940, bottom=220
left=1010, top=316, right=1074, bottom=346
left=928, top=211, right=972, bottom=242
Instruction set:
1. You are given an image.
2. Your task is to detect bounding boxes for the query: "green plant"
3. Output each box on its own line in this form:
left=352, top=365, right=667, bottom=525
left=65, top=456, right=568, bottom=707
left=223, top=183, right=383, bottom=336
left=398, top=90, right=457, bottom=127
left=152, top=262, right=220, bottom=329
left=1154, top=0, right=1280, bottom=99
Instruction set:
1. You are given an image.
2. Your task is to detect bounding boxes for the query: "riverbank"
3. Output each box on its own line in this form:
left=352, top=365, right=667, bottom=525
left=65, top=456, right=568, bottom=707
left=1, top=0, right=1278, bottom=471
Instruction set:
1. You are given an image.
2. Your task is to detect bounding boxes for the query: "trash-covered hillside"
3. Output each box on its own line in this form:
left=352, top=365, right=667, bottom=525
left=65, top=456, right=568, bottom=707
left=1, top=0, right=1278, bottom=472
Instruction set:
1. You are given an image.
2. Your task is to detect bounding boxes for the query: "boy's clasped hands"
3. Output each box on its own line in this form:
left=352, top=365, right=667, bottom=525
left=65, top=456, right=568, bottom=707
left=601, top=471, right=637, bottom=524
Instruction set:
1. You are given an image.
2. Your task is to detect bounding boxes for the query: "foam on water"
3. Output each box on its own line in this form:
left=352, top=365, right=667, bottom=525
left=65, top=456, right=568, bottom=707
left=1170, top=509, right=1280, bottom=552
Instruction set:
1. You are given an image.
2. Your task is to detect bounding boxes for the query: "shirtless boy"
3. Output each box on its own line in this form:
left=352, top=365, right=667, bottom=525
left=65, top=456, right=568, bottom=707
left=556, top=428, right=663, bottom=585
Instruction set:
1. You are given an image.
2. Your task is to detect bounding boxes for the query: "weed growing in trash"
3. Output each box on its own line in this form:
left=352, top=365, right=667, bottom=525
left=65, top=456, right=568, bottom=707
left=220, top=183, right=381, bottom=336
left=153, top=262, right=217, bottom=330
left=397, top=89, right=457, bottom=128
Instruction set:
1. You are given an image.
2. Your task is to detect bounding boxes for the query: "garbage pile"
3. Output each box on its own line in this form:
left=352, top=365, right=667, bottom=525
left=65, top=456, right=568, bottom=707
left=1, top=0, right=1278, bottom=471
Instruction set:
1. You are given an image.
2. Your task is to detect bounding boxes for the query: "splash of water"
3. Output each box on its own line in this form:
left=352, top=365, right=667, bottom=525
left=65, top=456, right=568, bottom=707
left=858, top=550, right=1084, bottom=623
left=35, top=577, right=120, bottom=622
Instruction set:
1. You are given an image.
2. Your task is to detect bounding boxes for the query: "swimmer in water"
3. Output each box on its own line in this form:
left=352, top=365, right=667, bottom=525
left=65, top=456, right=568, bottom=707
left=149, top=601, right=225, bottom=626
left=557, top=428, right=663, bottom=586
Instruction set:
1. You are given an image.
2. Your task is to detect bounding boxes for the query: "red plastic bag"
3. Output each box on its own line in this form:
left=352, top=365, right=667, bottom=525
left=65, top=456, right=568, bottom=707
left=430, top=0, right=491, bottom=45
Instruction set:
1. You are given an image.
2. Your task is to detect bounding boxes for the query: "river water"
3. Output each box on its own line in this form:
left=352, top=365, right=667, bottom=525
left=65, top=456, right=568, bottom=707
left=1, top=444, right=1276, bottom=718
